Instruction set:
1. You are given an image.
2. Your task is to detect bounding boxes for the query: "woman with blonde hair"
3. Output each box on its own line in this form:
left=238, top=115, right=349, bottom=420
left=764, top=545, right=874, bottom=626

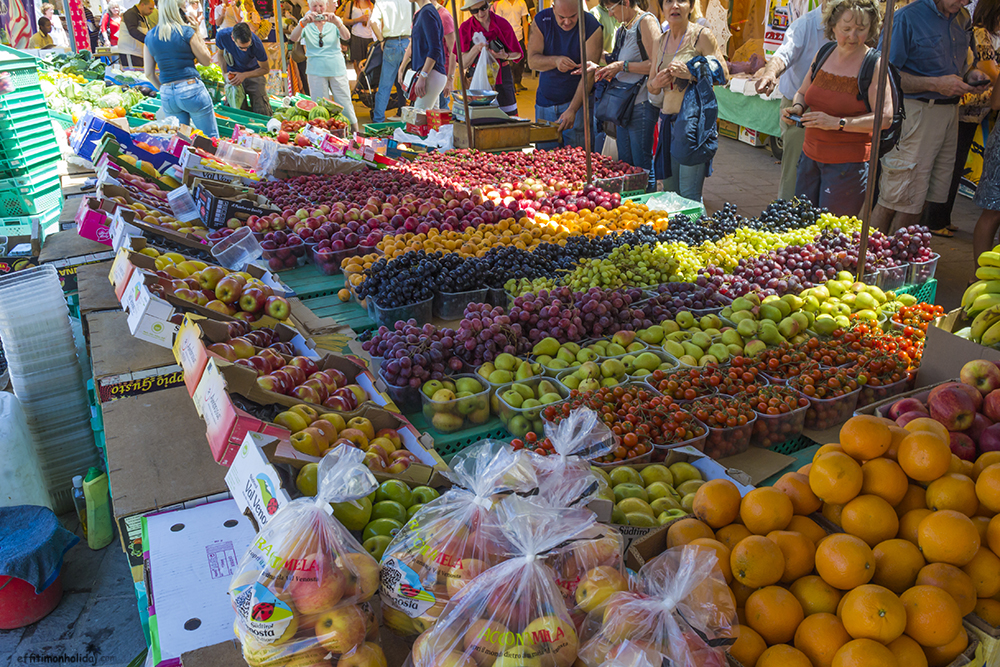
left=289, top=0, right=359, bottom=130
left=782, top=0, right=893, bottom=216
left=143, top=0, right=220, bottom=136
left=40, top=3, right=69, bottom=48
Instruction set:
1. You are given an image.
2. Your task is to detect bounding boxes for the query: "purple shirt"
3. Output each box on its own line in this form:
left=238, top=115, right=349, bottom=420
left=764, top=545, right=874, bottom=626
left=458, top=11, right=523, bottom=85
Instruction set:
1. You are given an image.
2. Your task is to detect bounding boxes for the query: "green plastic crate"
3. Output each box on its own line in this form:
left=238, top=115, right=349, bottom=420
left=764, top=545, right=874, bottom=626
left=768, top=434, right=817, bottom=456
left=0, top=165, right=62, bottom=216
left=363, top=121, right=405, bottom=137
left=897, top=278, right=937, bottom=305
left=0, top=44, right=40, bottom=89
left=0, top=203, right=60, bottom=239
left=49, top=109, right=75, bottom=130
left=405, top=412, right=512, bottom=462
left=1, top=113, right=54, bottom=143
left=0, top=88, right=48, bottom=130
left=0, top=134, right=61, bottom=179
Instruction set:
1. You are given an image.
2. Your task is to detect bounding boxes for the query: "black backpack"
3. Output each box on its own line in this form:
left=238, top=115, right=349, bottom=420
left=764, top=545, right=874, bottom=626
left=810, top=42, right=905, bottom=157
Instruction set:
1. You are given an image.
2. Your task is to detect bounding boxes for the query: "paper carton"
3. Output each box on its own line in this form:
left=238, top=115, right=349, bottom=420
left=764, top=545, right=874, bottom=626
left=75, top=196, right=118, bottom=246
left=88, top=310, right=185, bottom=402
left=193, top=182, right=279, bottom=229
left=922, top=310, right=1000, bottom=387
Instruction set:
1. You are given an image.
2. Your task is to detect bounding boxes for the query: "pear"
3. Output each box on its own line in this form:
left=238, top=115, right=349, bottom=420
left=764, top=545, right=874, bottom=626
left=744, top=339, right=766, bottom=356
left=744, top=293, right=761, bottom=306
left=563, top=342, right=581, bottom=355
left=522, top=398, right=541, bottom=410
left=813, top=315, right=838, bottom=335
left=606, top=343, right=627, bottom=357
left=477, top=363, right=495, bottom=381
left=515, top=361, right=536, bottom=381
left=772, top=299, right=791, bottom=318
left=622, top=355, right=637, bottom=374
left=682, top=341, right=704, bottom=360
left=601, top=377, right=619, bottom=387
left=759, top=325, right=786, bottom=346
left=488, top=370, right=514, bottom=385
left=777, top=317, right=801, bottom=339
left=502, top=390, right=523, bottom=408
left=547, top=359, right=569, bottom=370
left=579, top=378, right=601, bottom=393
left=727, top=344, right=744, bottom=356
left=720, top=329, right=743, bottom=347
left=575, top=361, right=601, bottom=379
left=707, top=343, right=730, bottom=363
left=577, top=348, right=599, bottom=363
left=539, top=392, right=562, bottom=404
left=634, top=352, right=662, bottom=372
left=611, top=330, right=636, bottom=347
left=678, top=355, right=699, bottom=366
left=638, top=325, right=665, bottom=344
left=675, top=311, right=696, bottom=328
left=824, top=280, right=844, bottom=297
left=699, top=354, right=719, bottom=366
left=729, top=310, right=754, bottom=324
left=601, top=359, right=626, bottom=379
left=556, top=348, right=577, bottom=364
left=699, top=314, right=722, bottom=330
left=736, top=319, right=757, bottom=338
left=495, top=353, right=517, bottom=371
left=660, top=320, right=680, bottom=335
left=664, top=340, right=685, bottom=358
left=790, top=312, right=809, bottom=330
left=759, top=304, right=782, bottom=323
left=626, top=342, right=645, bottom=353
left=535, top=354, right=553, bottom=366
left=731, top=297, right=754, bottom=312
left=561, top=374, right=581, bottom=390
left=442, top=380, right=456, bottom=392
left=666, top=331, right=691, bottom=343
left=538, top=380, right=559, bottom=396
left=532, top=337, right=560, bottom=356
left=690, top=332, right=712, bottom=351
left=512, top=383, right=534, bottom=400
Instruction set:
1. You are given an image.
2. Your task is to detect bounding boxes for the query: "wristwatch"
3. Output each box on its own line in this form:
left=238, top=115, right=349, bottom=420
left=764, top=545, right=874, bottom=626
left=419, top=71, right=428, bottom=78
left=838, top=118, right=846, bottom=131
left=622, top=61, right=629, bottom=73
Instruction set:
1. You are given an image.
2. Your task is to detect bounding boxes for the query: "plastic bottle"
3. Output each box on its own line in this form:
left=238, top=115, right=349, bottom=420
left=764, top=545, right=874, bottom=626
left=82, top=467, right=113, bottom=550
left=72, top=475, right=88, bottom=540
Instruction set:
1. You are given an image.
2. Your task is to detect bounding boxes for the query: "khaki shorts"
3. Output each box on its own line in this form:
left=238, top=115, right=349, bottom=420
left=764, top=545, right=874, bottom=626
left=878, top=99, right=959, bottom=215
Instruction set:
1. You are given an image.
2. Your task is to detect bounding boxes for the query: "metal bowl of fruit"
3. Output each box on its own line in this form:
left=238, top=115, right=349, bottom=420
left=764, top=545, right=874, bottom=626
left=453, top=89, right=499, bottom=106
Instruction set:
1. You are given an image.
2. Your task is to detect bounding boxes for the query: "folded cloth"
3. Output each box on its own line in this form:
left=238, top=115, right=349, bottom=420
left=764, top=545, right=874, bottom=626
left=0, top=505, right=80, bottom=593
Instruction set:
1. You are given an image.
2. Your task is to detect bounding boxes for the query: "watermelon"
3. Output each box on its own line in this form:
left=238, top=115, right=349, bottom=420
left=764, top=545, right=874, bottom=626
left=308, top=106, right=330, bottom=120
left=319, top=98, right=344, bottom=115
left=295, top=99, right=318, bottom=112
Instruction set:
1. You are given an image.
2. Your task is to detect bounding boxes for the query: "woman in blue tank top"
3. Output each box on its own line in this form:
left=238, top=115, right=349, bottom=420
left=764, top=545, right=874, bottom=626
left=144, top=0, right=219, bottom=137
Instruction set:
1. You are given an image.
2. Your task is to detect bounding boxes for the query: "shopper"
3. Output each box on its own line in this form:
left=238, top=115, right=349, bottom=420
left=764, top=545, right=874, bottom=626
left=289, top=0, right=360, bottom=130
left=28, top=17, right=56, bottom=49
left=119, top=0, right=155, bottom=67
left=398, top=0, right=447, bottom=110
left=343, top=0, right=375, bottom=80
left=971, top=1, right=1000, bottom=260
left=495, top=0, right=530, bottom=90
left=435, top=0, right=456, bottom=106
left=595, top=0, right=659, bottom=188
left=84, top=4, right=100, bottom=50
left=369, top=0, right=412, bottom=122
left=648, top=0, right=726, bottom=201
left=458, top=0, right=524, bottom=115
left=781, top=0, right=891, bottom=217
left=590, top=0, right=618, bottom=56
left=216, top=22, right=274, bottom=116
left=871, top=0, right=986, bottom=235
left=526, top=0, right=603, bottom=149
left=100, top=2, right=122, bottom=47
left=754, top=0, right=831, bottom=200
left=40, top=3, right=69, bottom=49
left=143, top=0, right=219, bottom=137
left=215, top=0, right=242, bottom=29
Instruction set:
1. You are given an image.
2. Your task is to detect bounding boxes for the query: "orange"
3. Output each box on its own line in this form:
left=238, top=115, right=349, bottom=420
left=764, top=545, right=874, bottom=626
left=822, top=502, right=845, bottom=526
left=815, top=534, right=875, bottom=590
left=872, top=539, right=925, bottom=594
left=774, top=472, right=822, bottom=515
left=788, top=515, right=828, bottom=544
left=730, top=535, right=785, bottom=588
left=790, top=574, right=843, bottom=616
left=974, top=598, right=1000, bottom=625
left=961, top=546, right=1000, bottom=597
left=715, top=524, right=752, bottom=552
left=831, top=639, right=898, bottom=667
left=948, top=454, right=966, bottom=475
left=766, top=530, right=816, bottom=584
left=895, top=484, right=929, bottom=516
left=666, top=518, right=715, bottom=548
left=740, top=487, right=794, bottom=535
left=899, top=585, right=963, bottom=648
left=976, top=463, right=1000, bottom=513
left=838, top=584, right=906, bottom=643
left=745, top=585, right=805, bottom=645
left=973, top=451, right=1000, bottom=480
left=988, top=514, right=1000, bottom=555
left=917, top=510, right=981, bottom=566
left=731, top=579, right=756, bottom=607
left=922, top=627, right=968, bottom=667
left=885, top=426, right=910, bottom=462
left=810, top=452, right=864, bottom=504
left=903, top=417, right=950, bottom=441
left=971, top=515, right=992, bottom=543
left=840, top=415, right=892, bottom=461
left=799, top=463, right=812, bottom=475
left=915, top=563, right=978, bottom=616
left=793, top=613, right=851, bottom=667
left=925, top=473, right=979, bottom=516
left=692, top=478, right=742, bottom=529
left=898, top=509, right=935, bottom=545
left=841, top=495, right=900, bottom=547
left=861, top=458, right=910, bottom=506
left=688, top=538, right=732, bottom=584
left=887, top=635, right=928, bottom=667
left=814, top=443, right=844, bottom=461
left=728, top=624, right=767, bottom=667
left=898, top=432, right=952, bottom=483
left=756, top=645, right=811, bottom=667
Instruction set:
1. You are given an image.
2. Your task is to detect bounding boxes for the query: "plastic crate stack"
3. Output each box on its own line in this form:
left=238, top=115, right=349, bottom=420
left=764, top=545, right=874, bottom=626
left=0, top=44, right=63, bottom=242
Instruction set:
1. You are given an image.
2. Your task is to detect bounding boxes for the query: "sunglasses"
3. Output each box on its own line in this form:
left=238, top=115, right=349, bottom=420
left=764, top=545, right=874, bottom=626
left=471, top=4, right=490, bottom=13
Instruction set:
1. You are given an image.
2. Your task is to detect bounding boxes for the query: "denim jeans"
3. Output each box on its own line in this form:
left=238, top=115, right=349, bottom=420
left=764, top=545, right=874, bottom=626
left=160, top=79, right=219, bottom=138
left=795, top=154, right=868, bottom=217
left=535, top=99, right=594, bottom=150
left=374, top=37, right=409, bottom=123
left=616, top=101, right=658, bottom=192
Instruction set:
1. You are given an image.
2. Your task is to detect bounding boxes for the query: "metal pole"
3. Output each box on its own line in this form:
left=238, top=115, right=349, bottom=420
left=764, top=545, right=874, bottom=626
left=855, top=0, right=895, bottom=282
left=275, top=0, right=286, bottom=93
left=576, top=0, right=591, bottom=183
left=450, top=0, right=475, bottom=149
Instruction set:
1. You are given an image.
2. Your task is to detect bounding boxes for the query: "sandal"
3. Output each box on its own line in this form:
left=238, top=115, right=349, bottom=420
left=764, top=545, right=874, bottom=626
left=930, top=228, right=954, bottom=237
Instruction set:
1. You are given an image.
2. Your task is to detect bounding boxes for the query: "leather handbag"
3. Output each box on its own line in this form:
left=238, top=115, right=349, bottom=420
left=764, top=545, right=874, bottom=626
left=593, top=16, right=649, bottom=127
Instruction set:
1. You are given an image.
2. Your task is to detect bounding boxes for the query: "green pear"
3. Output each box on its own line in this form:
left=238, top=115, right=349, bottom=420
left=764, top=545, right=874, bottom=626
left=515, top=361, right=536, bottom=381
left=556, top=348, right=577, bottom=364
left=477, top=363, right=494, bottom=381
left=707, top=343, right=730, bottom=363
left=501, top=390, right=523, bottom=408
left=663, top=340, right=686, bottom=357
left=720, top=329, right=743, bottom=347
left=682, top=342, right=704, bottom=360
left=626, top=342, right=645, bottom=353
left=699, top=314, right=722, bottom=330
left=488, top=370, right=514, bottom=385
left=639, top=325, right=664, bottom=344
left=532, top=337, right=560, bottom=356
left=539, top=392, right=562, bottom=404
left=512, top=383, right=534, bottom=400
left=606, top=343, right=627, bottom=357
left=535, top=354, right=553, bottom=366
left=759, top=304, right=782, bottom=322
left=675, top=311, right=696, bottom=328
left=494, top=353, right=517, bottom=371
left=744, top=339, right=766, bottom=356
left=736, top=319, right=758, bottom=338
left=660, top=320, right=680, bottom=334
left=561, top=374, right=581, bottom=390
left=538, top=380, right=559, bottom=396
left=690, top=332, right=712, bottom=350
left=421, top=379, right=444, bottom=398
left=456, top=377, right=484, bottom=394
left=634, top=352, right=662, bottom=372
left=731, top=297, right=754, bottom=312
left=601, top=359, right=626, bottom=379
left=577, top=348, right=598, bottom=363
left=547, top=359, right=569, bottom=370
left=579, top=378, right=601, bottom=393
left=563, top=342, right=581, bottom=355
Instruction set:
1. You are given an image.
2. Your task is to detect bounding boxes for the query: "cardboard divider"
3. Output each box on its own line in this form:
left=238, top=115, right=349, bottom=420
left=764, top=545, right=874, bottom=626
left=924, top=310, right=1000, bottom=387
left=87, top=310, right=184, bottom=402
left=76, top=260, right=122, bottom=313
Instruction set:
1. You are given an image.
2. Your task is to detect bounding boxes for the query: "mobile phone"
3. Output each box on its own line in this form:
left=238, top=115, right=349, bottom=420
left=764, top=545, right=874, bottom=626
left=788, top=113, right=803, bottom=127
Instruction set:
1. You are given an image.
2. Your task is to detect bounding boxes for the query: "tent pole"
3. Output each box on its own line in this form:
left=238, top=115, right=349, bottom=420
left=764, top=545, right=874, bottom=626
left=451, top=0, right=475, bottom=148
left=577, top=0, right=591, bottom=183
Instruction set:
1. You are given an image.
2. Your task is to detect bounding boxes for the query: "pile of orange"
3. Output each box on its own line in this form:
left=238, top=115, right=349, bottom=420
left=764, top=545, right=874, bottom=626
left=543, top=201, right=674, bottom=236
left=683, top=414, right=1000, bottom=667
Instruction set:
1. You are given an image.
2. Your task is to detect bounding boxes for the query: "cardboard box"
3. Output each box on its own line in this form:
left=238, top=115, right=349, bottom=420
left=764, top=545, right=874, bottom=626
left=922, top=309, right=1000, bottom=387
left=853, top=380, right=951, bottom=419
left=739, top=126, right=766, bottom=147
left=75, top=195, right=118, bottom=246
left=76, top=260, right=122, bottom=314
left=88, top=310, right=185, bottom=402
left=102, top=386, right=232, bottom=581
left=193, top=182, right=279, bottom=230
left=718, top=119, right=740, bottom=141
left=143, top=499, right=255, bottom=666
left=117, top=268, right=182, bottom=347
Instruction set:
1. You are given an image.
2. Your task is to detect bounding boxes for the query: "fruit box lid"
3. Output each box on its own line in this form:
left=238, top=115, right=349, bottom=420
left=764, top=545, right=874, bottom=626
left=923, top=309, right=1000, bottom=388
left=226, top=432, right=295, bottom=531
left=88, top=309, right=180, bottom=382
left=142, top=499, right=255, bottom=666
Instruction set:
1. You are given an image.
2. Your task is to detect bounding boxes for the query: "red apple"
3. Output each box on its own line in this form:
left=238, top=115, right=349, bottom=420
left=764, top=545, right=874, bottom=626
left=984, top=389, right=1000, bottom=422
left=215, top=276, right=243, bottom=304
left=289, top=356, right=320, bottom=376
left=257, top=374, right=287, bottom=393
left=896, top=411, right=930, bottom=428
left=978, top=423, right=1000, bottom=453
left=303, top=378, right=329, bottom=402
left=325, top=368, right=348, bottom=388
left=968, top=412, right=995, bottom=444
left=265, top=295, right=291, bottom=320
left=887, top=397, right=927, bottom=421
left=949, top=432, right=977, bottom=461
left=927, top=385, right=976, bottom=431
left=229, top=337, right=256, bottom=359
left=323, top=394, right=355, bottom=412
left=239, top=287, right=268, bottom=314
left=929, top=382, right=981, bottom=413
left=960, top=359, right=1000, bottom=396
left=271, top=369, right=295, bottom=394
left=207, top=342, right=237, bottom=361
left=282, top=365, right=307, bottom=386
left=291, top=384, right=321, bottom=404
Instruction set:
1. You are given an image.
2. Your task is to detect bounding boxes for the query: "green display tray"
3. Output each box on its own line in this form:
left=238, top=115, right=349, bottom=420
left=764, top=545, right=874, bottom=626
left=406, top=411, right=511, bottom=462
left=281, top=262, right=348, bottom=298
left=897, top=278, right=937, bottom=304
left=761, top=443, right=821, bottom=487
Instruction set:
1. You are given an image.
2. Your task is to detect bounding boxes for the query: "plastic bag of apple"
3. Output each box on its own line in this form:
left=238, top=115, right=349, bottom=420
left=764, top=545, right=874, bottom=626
left=380, top=441, right=536, bottom=637
left=576, top=545, right=735, bottom=667
left=230, top=444, right=385, bottom=667
left=410, top=497, right=596, bottom=667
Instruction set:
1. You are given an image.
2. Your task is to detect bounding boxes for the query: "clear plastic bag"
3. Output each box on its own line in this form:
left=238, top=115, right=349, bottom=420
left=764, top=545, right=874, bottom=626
left=229, top=444, right=384, bottom=667
left=578, top=545, right=737, bottom=667
left=411, top=496, right=599, bottom=667
left=596, top=641, right=662, bottom=667
left=470, top=32, right=499, bottom=91
left=528, top=407, right=615, bottom=509
left=379, top=440, right=537, bottom=637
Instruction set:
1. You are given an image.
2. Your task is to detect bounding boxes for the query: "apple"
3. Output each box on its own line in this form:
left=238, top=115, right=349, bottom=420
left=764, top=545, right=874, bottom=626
left=266, top=295, right=291, bottom=320
left=949, top=431, right=977, bottom=461
left=967, top=412, right=994, bottom=444
left=364, top=451, right=387, bottom=472
left=896, top=411, right=930, bottom=428
left=286, top=554, right=346, bottom=613
left=928, top=385, right=977, bottom=431
left=344, top=384, right=368, bottom=404
left=311, top=418, right=339, bottom=442
left=289, top=356, right=320, bottom=376
left=362, top=535, right=392, bottom=561
left=302, top=378, right=329, bottom=403
left=198, top=266, right=227, bottom=290
left=326, top=368, right=348, bottom=388
left=291, top=384, right=322, bottom=404
left=239, top=287, right=268, bottom=314
left=522, top=615, right=578, bottom=667
left=984, top=389, right=1000, bottom=422
left=216, top=276, right=243, bottom=304
left=247, top=356, right=271, bottom=375
left=319, top=412, right=347, bottom=433
left=282, top=365, right=307, bottom=387
left=347, top=417, right=375, bottom=441
left=291, top=427, right=329, bottom=456
left=961, top=359, right=1000, bottom=395
left=229, top=337, right=256, bottom=359
left=979, top=423, right=1000, bottom=453
left=274, top=410, right=310, bottom=432
left=338, top=642, right=387, bottom=667
left=339, top=428, right=370, bottom=449
left=311, top=370, right=339, bottom=394
left=259, top=348, right=285, bottom=372
left=257, top=374, right=287, bottom=394
left=444, top=558, right=487, bottom=597
left=336, top=552, right=380, bottom=601
left=368, top=436, right=397, bottom=455
left=324, top=394, right=356, bottom=412
left=314, top=604, right=367, bottom=654
left=386, top=459, right=411, bottom=474
left=208, top=342, right=237, bottom=361
left=888, top=397, right=927, bottom=421
left=464, top=619, right=511, bottom=667
left=376, top=428, right=402, bottom=450
left=574, top=566, right=628, bottom=613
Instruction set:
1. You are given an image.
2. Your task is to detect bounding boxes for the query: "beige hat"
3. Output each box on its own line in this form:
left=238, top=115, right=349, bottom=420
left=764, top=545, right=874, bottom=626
left=460, top=0, right=490, bottom=12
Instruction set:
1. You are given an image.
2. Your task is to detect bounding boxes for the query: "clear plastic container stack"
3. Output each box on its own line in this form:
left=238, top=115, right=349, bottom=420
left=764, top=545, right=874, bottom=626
left=0, top=265, right=100, bottom=513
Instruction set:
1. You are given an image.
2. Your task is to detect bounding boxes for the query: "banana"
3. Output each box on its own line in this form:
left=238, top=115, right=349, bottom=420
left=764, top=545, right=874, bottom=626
left=982, top=319, right=1000, bottom=347
left=976, top=266, right=1000, bottom=281
left=963, top=281, right=991, bottom=310
left=981, top=251, right=1000, bottom=268
left=969, top=294, right=1000, bottom=319
left=971, top=304, right=1000, bottom=342
left=956, top=327, right=973, bottom=339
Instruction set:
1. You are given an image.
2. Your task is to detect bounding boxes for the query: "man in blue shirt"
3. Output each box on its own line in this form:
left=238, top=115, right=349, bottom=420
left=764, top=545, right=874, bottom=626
left=216, top=22, right=274, bottom=116
left=871, top=0, right=989, bottom=234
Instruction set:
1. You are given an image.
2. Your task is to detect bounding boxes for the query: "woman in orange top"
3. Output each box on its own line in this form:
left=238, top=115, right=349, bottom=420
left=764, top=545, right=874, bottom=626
left=781, top=0, right=893, bottom=217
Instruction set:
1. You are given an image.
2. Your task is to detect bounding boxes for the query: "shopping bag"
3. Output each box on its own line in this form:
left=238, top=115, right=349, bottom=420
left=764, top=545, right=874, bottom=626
left=411, top=496, right=600, bottom=667
left=379, top=440, right=537, bottom=637
left=469, top=32, right=498, bottom=91
left=224, top=81, right=246, bottom=109
left=229, top=444, right=384, bottom=667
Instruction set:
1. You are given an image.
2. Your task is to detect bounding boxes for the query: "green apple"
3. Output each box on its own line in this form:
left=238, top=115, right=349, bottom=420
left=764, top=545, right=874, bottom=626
left=421, top=380, right=444, bottom=398
left=611, top=507, right=627, bottom=524
left=651, top=496, right=682, bottom=513
left=640, top=464, right=674, bottom=487
left=613, top=483, right=648, bottom=503
left=677, top=479, right=705, bottom=496
left=362, top=518, right=402, bottom=543
left=296, top=463, right=318, bottom=497
left=681, top=493, right=696, bottom=513
left=658, top=509, right=688, bottom=524
left=362, top=534, right=392, bottom=560
left=609, top=466, right=643, bottom=487
left=626, top=512, right=658, bottom=527
left=331, top=497, right=372, bottom=531
left=646, top=481, right=678, bottom=502
left=411, top=486, right=439, bottom=504
left=371, top=500, right=408, bottom=524
left=590, top=466, right=611, bottom=486
left=668, top=462, right=702, bottom=485
left=375, top=480, right=413, bottom=507
left=406, top=503, right=423, bottom=519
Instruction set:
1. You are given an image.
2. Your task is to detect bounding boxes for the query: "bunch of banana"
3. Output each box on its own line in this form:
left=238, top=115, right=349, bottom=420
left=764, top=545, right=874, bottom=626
left=962, top=249, right=1000, bottom=320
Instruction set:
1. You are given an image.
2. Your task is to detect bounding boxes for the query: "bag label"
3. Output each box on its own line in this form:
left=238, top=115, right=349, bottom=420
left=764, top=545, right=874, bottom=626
left=234, top=581, right=296, bottom=644
left=379, top=556, right=436, bottom=618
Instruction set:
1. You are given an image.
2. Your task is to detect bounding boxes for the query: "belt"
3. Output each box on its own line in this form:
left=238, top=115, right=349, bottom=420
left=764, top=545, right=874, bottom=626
left=161, top=78, right=200, bottom=87
left=913, top=96, right=960, bottom=106
left=383, top=35, right=408, bottom=40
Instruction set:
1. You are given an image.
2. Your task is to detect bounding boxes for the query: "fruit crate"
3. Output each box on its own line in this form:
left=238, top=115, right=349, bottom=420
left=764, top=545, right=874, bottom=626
left=897, top=278, right=937, bottom=304
left=0, top=112, right=53, bottom=144
left=0, top=87, right=47, bottom=131
left=0, top=44, right=40, bottom=88
left=362, top=121, right=405, bottom=137
left=406, top=411, right=511, bottom=462
left=298, top=288, right=376, bottom=334
left=768, top=433, right=817, bottom=456
left=49, top=110, right=76, bottom=131
left=0, top=130, right=62, bottom=179
left=0, top=164, right=62, bottom=216
left=0, top=203, right=61, bottom=240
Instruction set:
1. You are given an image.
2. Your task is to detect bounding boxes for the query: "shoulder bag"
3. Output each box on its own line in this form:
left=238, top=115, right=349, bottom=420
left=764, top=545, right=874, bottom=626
left=594, top=14, right=650, bottom=127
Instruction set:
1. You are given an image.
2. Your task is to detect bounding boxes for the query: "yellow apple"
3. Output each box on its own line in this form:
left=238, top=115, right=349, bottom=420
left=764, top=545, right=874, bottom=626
left=382, top=604, right=418, bottom=635
left=338, top=641, right=387, bottom=667
left=522, top=615, right=578, bottom=667
left=319, top=412, right=348, bottom=432
left=445, top=558, right=488, bottom=597
left=289, top=404, right=320, bottom=422
left=493, top=646, right=542, bottom=667
left=574, top=566, right=628, bottom=613
left=368, top=436, right=397, bottom=455
left=463, top=618, right=510, bottom=667
left=241, top=641, right=330, bottom=667
left=430, top=652, right=479, bottom=667
left=314, top=604, right=367, bottom=654
left=413, top=600, right=446, bottom=634
left=285, top=553, right=345, bottom=614
left=336, top=552, right=379, bottom=602
left=347, top=416, right=375, bottom=440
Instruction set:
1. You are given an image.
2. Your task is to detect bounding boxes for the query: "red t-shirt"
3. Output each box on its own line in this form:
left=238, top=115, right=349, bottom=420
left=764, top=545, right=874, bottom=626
left=101, top=13, right=120, bottom=45
left=457, top=12, right=523, bottom=85
left=436, top=5, right=454, bottom=73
